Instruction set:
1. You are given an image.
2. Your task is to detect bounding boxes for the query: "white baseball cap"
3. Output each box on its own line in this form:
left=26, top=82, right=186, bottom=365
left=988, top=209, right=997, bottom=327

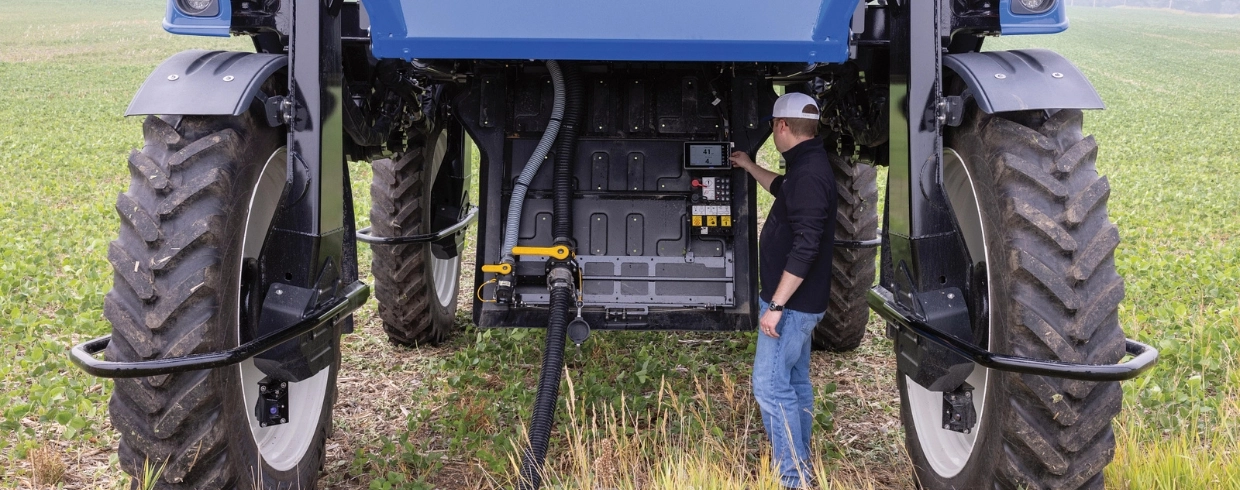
left=766, top=92, right=821, bottom=121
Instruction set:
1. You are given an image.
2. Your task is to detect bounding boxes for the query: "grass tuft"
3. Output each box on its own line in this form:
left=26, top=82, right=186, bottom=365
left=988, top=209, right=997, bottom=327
left=1108, top=414, right=1240, bottom=489
left=27, top=444, right=65, bottom=487
left=137, top=457, right=166, bottom=490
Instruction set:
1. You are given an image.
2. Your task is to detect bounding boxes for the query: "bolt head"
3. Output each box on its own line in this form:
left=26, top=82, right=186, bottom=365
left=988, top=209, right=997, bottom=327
left=166, top=74, right=179, bottom=81
left=280, top=382, right=287, bottom=389
left=260, top=386, right=267, bottom=393
left=994, top=73, right=1007, bottom=79
left=261, top=422, right=267, bottom=427
left=222, top=75, right=235, bottom=82
left=944, top=424, right=950, bottom=429
left=280, top=418, right=287, bottom=424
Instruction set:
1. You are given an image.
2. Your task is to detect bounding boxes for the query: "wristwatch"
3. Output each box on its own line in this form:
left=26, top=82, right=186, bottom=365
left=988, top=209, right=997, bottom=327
left=768, top=302, right=784, bottom=312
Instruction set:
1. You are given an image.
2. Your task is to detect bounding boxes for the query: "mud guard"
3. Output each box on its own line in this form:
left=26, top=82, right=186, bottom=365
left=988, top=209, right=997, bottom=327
left=126, top=50, right=287, bottom=116
left=943, top=48, right=1104, bottom=114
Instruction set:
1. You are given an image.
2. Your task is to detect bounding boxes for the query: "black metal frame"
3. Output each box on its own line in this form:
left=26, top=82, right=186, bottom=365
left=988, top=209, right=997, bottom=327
left=262, top=0, right=345, bottom=298
left=884, top=0, right=973, bottom=308
left=461, top=63, right=774, bottom=332
left=69, top=282, right=370, bottom=378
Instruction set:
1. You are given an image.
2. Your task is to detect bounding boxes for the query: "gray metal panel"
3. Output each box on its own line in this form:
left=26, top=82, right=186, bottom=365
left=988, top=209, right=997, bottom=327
left=943, top=49, right=1104, bottom=114
left=126, top=50, right=289, bottom=116
left=520, top=254, right=735, bottom=307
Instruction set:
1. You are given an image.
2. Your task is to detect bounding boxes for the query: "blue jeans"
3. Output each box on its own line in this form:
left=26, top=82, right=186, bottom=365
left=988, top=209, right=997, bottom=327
left=753, top=298, right=823, bottom=489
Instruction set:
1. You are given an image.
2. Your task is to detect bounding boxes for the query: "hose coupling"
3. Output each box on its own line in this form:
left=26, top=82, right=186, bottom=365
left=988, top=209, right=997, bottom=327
left=546, top=267, right=574, bottom=291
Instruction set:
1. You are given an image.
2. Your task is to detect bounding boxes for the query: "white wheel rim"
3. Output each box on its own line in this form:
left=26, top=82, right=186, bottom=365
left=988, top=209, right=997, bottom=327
left=432, top=254, right=461, bottom=307
left=426, top=129, right=461, bottom=308
left=905, top=148, right=993, bottom=477
left=237, top=147, right=330, bottom=472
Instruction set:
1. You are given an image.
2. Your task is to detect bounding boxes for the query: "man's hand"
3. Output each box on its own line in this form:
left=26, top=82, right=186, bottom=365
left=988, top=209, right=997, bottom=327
left=732, top=151, right=779, bottom=193
left=730, top=150, right=756, bottom=172
left=760, top=308, right=782, bottom=338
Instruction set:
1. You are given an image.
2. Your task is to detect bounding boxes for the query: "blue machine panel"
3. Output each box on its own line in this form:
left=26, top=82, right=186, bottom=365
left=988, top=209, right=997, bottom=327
left=363, top=0, right=859, bottom=62
left=999, top=0, right=1069, bottom=36
left=163, top=0, right=232, bottom=37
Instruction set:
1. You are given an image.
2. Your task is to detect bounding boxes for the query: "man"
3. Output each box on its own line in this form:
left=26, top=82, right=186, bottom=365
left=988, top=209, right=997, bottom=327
left=730, top=92, right=837, bottom=490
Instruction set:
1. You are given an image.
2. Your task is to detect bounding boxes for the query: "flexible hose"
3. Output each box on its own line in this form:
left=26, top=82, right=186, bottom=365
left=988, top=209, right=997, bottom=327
left=517, top=286, right=572, bottom=490
left=552, top=63, right=583, bottom=245
left=501, top=60, right=565, bottom=263
left=517, top=61, right=580, bottom=490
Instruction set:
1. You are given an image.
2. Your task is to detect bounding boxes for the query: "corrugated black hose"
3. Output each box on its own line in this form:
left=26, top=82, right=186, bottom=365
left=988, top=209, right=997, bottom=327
left=517, top=285, right=572, bottom=490
left=552, top=63, right=582, bottom=245
left=517, top=62, right=582, bottom=490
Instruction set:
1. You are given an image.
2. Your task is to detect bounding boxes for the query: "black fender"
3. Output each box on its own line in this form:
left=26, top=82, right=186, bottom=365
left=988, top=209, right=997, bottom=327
left=125, top=50, right=287, bottom=116
left=943, top=48, right=1104, bottom=113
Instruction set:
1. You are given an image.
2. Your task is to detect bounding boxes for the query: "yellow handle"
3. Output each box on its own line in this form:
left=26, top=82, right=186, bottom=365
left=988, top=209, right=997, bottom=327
left=511, top=245, right=571, bottom=260
left=481, top=263, right=512, bottom=275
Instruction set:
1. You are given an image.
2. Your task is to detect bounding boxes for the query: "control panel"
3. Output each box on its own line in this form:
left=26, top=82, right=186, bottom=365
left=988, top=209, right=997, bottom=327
left=690, top=176, right=733, bottom=235
left=684, top=142, right=736, bottom=237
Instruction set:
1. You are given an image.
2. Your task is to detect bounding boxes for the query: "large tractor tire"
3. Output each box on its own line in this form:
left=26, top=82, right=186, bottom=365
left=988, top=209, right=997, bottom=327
left=898, top=107, right=1125, bottom=488
left=812, top=155, right=878, bottom=352
left=369, top=124, right=461, bottom=346
left=105, top=109, right=339, bottom=488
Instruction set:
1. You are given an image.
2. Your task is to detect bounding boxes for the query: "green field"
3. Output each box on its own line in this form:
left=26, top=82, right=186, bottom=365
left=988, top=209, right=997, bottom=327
left=0, top=3, right=1237, bottom=488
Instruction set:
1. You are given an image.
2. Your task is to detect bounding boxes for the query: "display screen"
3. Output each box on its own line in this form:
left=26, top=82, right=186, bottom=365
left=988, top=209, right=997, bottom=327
left=684, top=142, right=732, bottom=168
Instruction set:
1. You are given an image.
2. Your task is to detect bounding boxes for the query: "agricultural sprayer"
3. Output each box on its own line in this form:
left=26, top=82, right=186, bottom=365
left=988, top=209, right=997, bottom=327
left=69, top=0, right=1158, bottom=488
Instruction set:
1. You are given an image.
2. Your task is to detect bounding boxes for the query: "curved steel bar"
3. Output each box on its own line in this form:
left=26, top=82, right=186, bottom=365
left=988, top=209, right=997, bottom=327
left=834, top=228, right=883, bottom=249
left=833, top=237, right=882, bottom=248
left=868, top=287, right=1158, bottom=382
left=69, top=282, right=370, bottom=379
left=356, top=205, right=478, bottom=245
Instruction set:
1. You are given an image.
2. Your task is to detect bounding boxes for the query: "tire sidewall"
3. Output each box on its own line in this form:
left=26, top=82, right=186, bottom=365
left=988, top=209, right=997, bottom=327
left=899, top=107, right=1014, bottom=488
left=422, top=125, right=460, bottom=331
left=194, top=114, right=336, bottom=488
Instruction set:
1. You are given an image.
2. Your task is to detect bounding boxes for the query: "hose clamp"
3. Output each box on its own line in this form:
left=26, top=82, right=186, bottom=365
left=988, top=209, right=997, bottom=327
left=547, top=267, right=575, bottom=291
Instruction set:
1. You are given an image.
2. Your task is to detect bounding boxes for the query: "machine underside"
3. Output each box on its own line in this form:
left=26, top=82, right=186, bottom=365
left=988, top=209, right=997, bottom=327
left=457, top=62, right=793, bottom=331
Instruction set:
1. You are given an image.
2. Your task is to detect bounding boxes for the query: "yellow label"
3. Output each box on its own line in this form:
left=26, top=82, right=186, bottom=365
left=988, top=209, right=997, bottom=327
left=692, top=215, right=702, bottom=226
left=706, top=216, right=718, bottom=227
left=721, top=216, right=732, bottom=227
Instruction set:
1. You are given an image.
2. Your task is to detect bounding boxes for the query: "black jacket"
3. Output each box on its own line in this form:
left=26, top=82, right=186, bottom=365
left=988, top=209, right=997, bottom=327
left=758, top=138, right=838, bottom=314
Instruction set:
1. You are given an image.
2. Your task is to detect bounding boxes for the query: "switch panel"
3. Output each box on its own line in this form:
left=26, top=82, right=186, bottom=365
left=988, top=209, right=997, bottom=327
left=689, top=170, right=734, bottom=237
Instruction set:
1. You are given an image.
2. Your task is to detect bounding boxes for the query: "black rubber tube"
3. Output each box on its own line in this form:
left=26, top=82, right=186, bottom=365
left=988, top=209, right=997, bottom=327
left=517, top=286, right=572, bottom=490
left=553, top=63, right=583, bottom=245
left=517, top=62, right=583, bottom=490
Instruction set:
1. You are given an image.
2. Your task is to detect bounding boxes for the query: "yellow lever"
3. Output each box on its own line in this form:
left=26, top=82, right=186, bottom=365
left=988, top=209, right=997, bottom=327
left=511, top=245, right=571, bottom=260
left=481, top=263, right=512, bottom=275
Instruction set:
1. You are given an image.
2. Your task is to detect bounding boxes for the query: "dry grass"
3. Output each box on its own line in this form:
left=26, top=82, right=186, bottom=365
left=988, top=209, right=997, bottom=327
left=26, top=444, right=66, bottom=488
left=509, top=361, right=912, bottom=490
left=1106, top=390, right=1240, bottom=489
left=315, top=310, right=911, bottom=489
